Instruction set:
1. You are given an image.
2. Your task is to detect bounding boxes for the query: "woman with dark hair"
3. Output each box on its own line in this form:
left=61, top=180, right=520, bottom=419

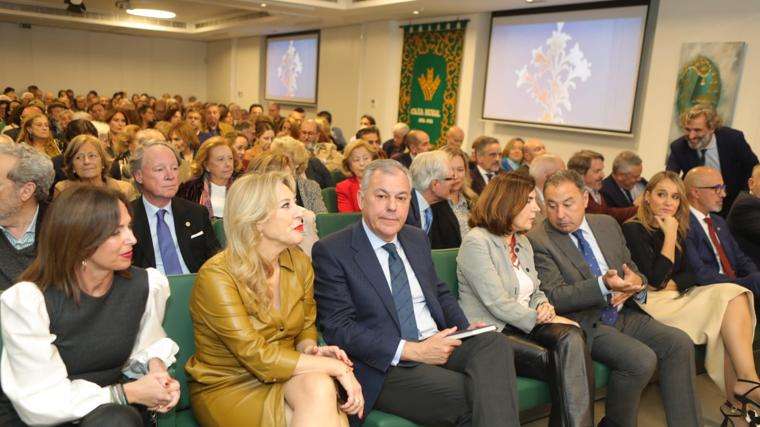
left=0, top=99, right=10, bottom=132
left=137, top=104, right=155, bottom=130
left=164, top=105, right=183, bottom=125
left=622, top=171, right=760, bottom=423
left=457, top=172, right=593, bottom=427
left=187, top=172, right=362, bottom=426
left=54, top=135, right=137, bottom=201
left=0, top=185, right=180, bottom=427
left=167, top=122, right=200, bottom=182
left=244, top=121, right=275, bottom=161
left=177, top=136, right=239, bottom=218
left=104, top=109, right=130, bottom=158
left=358, top=114, right=375, bottom=128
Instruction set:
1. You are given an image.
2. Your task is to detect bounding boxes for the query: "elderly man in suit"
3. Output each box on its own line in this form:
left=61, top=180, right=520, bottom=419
left=684, top=166, right=760, bottom=303
left=393, top=129, right=432, bottom=169
left=469, top=135, right=502, bottom=195
left=527, top=170, right=700, bottom=427
left=529, top=153, right=565, bottom=214
left=667, top=103, right=758, bottom=217
left=408, top=151, right=460, bottom=249
left=130, top=140, right=220, bottom=275
left=568, top=150, right=637, bottom=224
left=312, top=159, right=520, bottom=427
left=728, top=164, right=760, bottom=267
left=601, top=151, right=647, bottom=208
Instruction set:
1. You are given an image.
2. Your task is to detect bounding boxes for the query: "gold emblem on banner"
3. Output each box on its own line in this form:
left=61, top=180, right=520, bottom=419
left=418, top=68, right=441, bottom=101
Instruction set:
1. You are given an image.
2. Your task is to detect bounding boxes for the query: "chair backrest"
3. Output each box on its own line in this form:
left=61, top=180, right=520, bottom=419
left=321, top=187, right=338, bottom=213
left=163, top=274, right=197, bottom=411
left=212, top=219, right=226, bottom=248
left=316, top=212, right=362, bottom=239
left=331, top=169, right=347, bottom=186
left=431, top=248, right=459, bottom=297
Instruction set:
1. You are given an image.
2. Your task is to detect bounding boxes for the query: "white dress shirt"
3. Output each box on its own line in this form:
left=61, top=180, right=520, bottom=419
left=415, top=189, right=431, bottom=231
left=689, top=206, right=724, bottom=274
left=142, top=198, right=191, bottom=275
left=477, top=165, right=495, bottom=185
left=569, top=218, right=611, bottom=298
left=703, top=133, right=721, bottom=172
left=0, top=269, right=178, bottom=426
left=361, top=220, right=438, bottom=365
left=209, top=182, right=226, bottom=218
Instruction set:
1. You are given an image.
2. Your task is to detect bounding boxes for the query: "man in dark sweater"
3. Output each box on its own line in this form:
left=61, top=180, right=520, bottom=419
left=0, top=143, right=55, bottom=290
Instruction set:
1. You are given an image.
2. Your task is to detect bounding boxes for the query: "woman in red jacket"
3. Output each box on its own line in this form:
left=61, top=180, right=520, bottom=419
left=336, top=140, right=378, bottom=212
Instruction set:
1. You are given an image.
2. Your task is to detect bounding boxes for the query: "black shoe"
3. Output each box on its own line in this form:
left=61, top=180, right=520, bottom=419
left=727, top=379, right=760, bottom=427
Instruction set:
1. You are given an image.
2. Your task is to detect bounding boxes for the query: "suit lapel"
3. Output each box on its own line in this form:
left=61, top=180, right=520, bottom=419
left=171, top=199, right=193, bottom=266
left=132, top=197, right=156, bottom=267
left=350, top=222, right=401, bottom=330
left=545, top=221, right=594, bottom=279
left=587, top=217, right=616, bottom=269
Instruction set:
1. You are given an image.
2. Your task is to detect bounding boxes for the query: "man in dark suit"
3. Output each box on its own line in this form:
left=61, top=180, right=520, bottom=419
left=313, top=159, right=520, bottom=426
left=130, top=140, right=220, bottom=275
left=600, top=151, right=647, bottom=208
left=408, top=151, right=460, bottom=249
left=666, top=103, right=758, bottom=217
left=568, top=150, right=637, bottom=224
left=469, top=135, right=502, bottom=195
left=684, top=166, right=760, bottom=302
left=527, top=170, right=700, bottom=427
left=393, top=129, right=431, bottom=169
left=728, top=164, right=760, bottom=267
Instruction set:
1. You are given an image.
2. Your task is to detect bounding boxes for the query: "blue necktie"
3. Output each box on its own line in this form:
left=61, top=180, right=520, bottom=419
left=382, top=243, right=419, bottom=341
left=572, top=229, right=618, bottom=326
left=157, top=209, right=183, bottom=275
left=423, top=207, right=433, bottom=234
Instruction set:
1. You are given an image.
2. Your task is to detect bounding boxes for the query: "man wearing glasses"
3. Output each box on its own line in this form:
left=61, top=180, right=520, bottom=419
left=684, top=166, right=760, bottom=308
left=407, top=151, right=459, bottom=249
left=666, top=104, right=758, bottom=217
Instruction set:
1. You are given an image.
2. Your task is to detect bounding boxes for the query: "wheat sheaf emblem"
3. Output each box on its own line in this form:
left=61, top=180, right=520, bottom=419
left=418, top=68, right=441, bottom=101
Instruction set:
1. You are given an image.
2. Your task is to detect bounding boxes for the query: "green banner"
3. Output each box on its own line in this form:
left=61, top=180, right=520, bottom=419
left=398, top=20, right=467, bottom=146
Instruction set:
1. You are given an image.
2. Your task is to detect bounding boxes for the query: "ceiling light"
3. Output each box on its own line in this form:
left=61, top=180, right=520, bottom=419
left=126, top=8, right=176, bottom=19
left=412, top=10, right=420, bottom=15
left=260, top=2, right=267, bottom=7
left=65, top=0, right=86, bottom=14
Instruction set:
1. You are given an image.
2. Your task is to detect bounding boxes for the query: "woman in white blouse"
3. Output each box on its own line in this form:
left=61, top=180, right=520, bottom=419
left=0, top=185, right=180, bottom=426
left=457, top=172, right=593, bottom=427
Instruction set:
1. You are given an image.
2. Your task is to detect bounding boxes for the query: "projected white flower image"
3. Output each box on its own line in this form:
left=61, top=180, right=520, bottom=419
left=278, top=41, right=304, bottom=97
left=515, top=22, right=592, bottom=123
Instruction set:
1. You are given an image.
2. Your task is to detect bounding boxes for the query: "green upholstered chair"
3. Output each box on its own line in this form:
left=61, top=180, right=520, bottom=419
left=157, top=274, right=200, bottom=427
left=321, top=187, right=338, bottom=213
left=211, top=219, right=225, bottom=249
left=332, top=169, right=348, bottom=186
left=431, top=248, right=459, bottom=297
left=316, top=212, right=362, bottom=239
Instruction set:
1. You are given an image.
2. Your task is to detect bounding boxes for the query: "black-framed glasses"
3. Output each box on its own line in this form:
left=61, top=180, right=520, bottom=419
left=696, top=184, right=727, bottom=194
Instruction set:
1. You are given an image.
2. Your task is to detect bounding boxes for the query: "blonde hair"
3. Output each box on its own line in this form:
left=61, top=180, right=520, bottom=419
left=628, top=171, right=690, bottom=250
left=341, top=140, right=378, bottom=176
left=439, top=145, right=478, bottom=206
left=190, top=136, right=240, bottom=178
left=224, top=171, right=296, bottom=306
left=270, top=135, right=309, bottom=175
left=679, top=103, right=722, bottom=130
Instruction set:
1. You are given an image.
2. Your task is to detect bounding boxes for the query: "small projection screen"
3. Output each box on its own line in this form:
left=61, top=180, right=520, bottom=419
left=482, top=1, right=650, bottom=134
left=265, top=31, right=320, bottom=105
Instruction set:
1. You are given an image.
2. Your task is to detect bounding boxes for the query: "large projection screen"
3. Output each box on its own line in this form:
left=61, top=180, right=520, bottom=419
left=482, top=1, right=649, bottom=134
left=265, top=31, right=320, bottom=105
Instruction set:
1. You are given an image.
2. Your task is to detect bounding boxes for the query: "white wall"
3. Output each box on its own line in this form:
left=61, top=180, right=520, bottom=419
left=0, top=23, right=207, bottom=100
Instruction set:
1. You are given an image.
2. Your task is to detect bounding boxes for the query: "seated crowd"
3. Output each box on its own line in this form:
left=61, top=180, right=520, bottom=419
left=1, top=85, right=760, bottom=427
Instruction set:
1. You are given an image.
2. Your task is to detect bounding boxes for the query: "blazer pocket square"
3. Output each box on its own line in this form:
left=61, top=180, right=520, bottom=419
left=190, top=231, right=204, bottom=239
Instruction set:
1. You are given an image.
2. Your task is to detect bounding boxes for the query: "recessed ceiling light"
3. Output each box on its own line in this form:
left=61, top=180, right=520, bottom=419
left=260, top=2, right=266, bottom=7
left=126, top=8, right=176, bottom=19
left=412, top=10, right=420, bottom=15
left=525, top=0, right=534, bottom=2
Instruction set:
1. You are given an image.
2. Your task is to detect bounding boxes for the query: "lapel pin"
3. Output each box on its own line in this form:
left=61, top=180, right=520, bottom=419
left=185, top=221, right=191, bottom=227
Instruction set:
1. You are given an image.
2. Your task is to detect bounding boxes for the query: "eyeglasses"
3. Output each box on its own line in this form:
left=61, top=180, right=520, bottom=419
left=696, top=184, right=727, bottom=194
left=74, top=152, right=100, bottom=161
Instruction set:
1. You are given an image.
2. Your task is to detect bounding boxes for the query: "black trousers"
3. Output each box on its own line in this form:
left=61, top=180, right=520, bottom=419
left=374, top=331, right=520, bottom=427
left=502, top=322, right=595, bottom=427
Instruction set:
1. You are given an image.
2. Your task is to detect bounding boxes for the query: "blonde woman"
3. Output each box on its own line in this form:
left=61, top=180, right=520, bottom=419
left=270, top=136, right=327, bottom=214
left=500, top=137, right=525, bottom=172
left=336, top=140, right=377, bottom=213
left=440, top=145, right=477, bottom=239
left=16, top=113, right=61, bottom=158
left=186, top=172, right=363, bottom=426
left=177, top=136, right=239, bottom=218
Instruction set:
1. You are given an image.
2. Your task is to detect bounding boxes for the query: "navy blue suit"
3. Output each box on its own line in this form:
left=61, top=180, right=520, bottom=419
left=312, top=223, right=469, bottom=415
left=600, top=175, right=647, bottom=208
left=685, top=212, right=760, bottom=301
left=666, top=127, right=758, bottom=216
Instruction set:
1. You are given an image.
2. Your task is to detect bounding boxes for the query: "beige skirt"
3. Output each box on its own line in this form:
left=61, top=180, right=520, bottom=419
left=639, top=283, right=755, bottom=394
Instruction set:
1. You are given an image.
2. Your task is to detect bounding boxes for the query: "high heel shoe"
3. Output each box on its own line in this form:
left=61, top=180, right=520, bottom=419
left=724, top=379, right=760, bottom=427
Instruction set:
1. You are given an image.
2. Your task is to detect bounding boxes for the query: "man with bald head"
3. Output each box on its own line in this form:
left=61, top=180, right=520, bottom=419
left=728, top=165, right=760, bottom=266
left=529, top=153, right=565, bottom=214
left=684, top=166, right=760, bottom=303
left=394, top=130, right=432, bottom=168
left=300, top=119, right=334, bottom=189
left=522, top=139, right=546, bottom=167
left=445, top=126, right=464, bottom=150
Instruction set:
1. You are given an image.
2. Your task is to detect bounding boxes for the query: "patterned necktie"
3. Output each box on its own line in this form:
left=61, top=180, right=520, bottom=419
left=508, top=235, right=521, bottom=269
left=572, top=229, right=618, bottom=326
left=423, top=207, right=433, bottom=234
left=157, top=209, right=183, bottom=275
left=703, top=217, right=736, bottom=278
left=382, top=243, right=419, bottom=341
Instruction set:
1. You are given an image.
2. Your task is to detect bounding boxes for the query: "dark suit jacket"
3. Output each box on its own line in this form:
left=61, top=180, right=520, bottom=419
left=404, top=190, right=422, bottom=228
left=428, top=200, right=462, bottom=249
left=586, top=194, right=637, bottom=225
left=0, top=202, right=48, bottom=290
left=685, top=212, right=759, bottom=288
left=666, top=127, right=759, bottom=216
left=312, top=222, right=470, bottom=418
left=527, top=214, right=648, bottom=349
left=470, top=168, right=487, bottom=195
left=600, top=175, right=647, bottom=208
left=130, top=196, right=220, bottom=273
left=394, top=152, right=413, bottom=169
left=727, top=191, right=760, bottom=267
left=306, top=156, right=334, bottom=189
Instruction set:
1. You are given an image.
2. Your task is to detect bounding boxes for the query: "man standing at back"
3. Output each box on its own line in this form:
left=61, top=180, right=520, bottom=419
left=313, top=159, right=520, bottom=426
left=667, top=103, right=758, bottom=217
left=528, top=170, right=700, bottom=427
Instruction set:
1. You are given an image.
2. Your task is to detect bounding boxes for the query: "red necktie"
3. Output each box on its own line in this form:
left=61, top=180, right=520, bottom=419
left=703, top=217, right=736, bottom=278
